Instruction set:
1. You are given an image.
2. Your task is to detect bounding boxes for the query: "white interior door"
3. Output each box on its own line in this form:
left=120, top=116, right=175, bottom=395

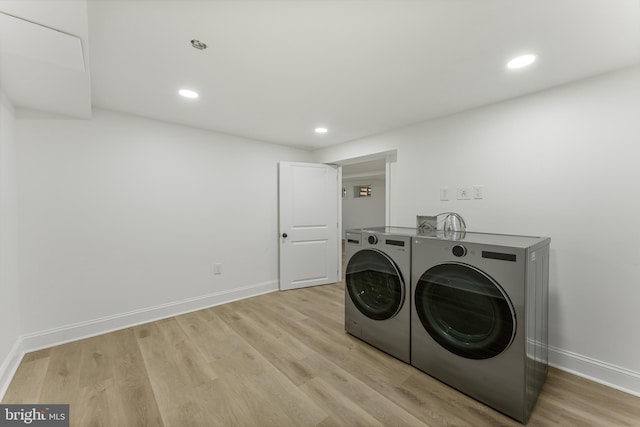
left=279, top=162, right=339, bottom=290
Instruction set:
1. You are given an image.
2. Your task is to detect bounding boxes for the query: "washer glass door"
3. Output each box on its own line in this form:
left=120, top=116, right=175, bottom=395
left=414, top=262, right=516, bottom=359
left=346, top=249, right=404, bottom=321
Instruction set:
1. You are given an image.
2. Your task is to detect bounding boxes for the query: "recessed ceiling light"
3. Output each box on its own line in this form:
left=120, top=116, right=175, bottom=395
left=315, top=127, right=328, bottom=134
left=179, top=89, right=199, bottom=99
left=506, top=54, right=536, bottom=70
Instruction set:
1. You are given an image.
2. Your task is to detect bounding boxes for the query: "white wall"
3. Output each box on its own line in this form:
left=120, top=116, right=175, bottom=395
left=314, top=65, right=640, bottom=394
left=0, top=91, right=21, bottom=394
left=16, top=108, right=311, bottom=337
left=342, top=178, right=385, bottom=236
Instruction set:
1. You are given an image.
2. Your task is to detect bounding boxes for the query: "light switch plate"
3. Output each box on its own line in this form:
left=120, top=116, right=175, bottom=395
left=473, top=185, right=484, bottom=199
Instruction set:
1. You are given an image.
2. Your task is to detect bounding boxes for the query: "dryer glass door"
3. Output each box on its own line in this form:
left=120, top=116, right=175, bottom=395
left=415, top=262, right=516, bottom=359
left=346, top=249, right=405, bottom=321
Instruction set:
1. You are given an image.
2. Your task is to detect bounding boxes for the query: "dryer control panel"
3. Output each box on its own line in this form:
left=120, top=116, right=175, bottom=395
left=452, top=245, right=467, bottom=257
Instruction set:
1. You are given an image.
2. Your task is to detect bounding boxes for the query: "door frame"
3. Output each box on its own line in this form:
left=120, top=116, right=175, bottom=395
left=333, top=149, right=397, bottom=279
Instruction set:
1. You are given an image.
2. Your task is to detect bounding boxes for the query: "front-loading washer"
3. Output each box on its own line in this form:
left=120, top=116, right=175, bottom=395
left=411, top=231, right=550, bottom=423
left=344, top=226, right=413, bottom=363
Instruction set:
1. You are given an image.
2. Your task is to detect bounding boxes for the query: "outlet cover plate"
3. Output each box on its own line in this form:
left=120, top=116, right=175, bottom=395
left=457, top=187, right=472, bottom=200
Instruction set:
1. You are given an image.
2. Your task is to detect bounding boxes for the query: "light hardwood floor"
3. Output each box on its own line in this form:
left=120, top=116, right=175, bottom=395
left=3, top=281, right=640, bottom=426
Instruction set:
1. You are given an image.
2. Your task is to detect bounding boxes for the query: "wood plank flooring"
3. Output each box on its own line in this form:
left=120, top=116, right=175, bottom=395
left=4, top=281, right=640, bottom=426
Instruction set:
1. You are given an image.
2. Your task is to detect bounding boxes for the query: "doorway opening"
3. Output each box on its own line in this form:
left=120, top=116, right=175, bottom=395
left=334, top=150, right=396, bottom=280
left=341, top=158, right=386, bottom=239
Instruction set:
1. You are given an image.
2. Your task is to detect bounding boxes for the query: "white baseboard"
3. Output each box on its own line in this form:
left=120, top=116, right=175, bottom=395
left=0, top=338, right=25, bottom=401
left=548, top=345, right=640, bottom=397
left=0, top=280, right=277, bottom=400
left=20, top=280, right=278, bottom=353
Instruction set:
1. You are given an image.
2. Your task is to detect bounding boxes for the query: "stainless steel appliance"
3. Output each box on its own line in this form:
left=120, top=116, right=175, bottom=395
left=411, top=231, right=550, bottom=423
left=344, top=227, right=413, bottom=363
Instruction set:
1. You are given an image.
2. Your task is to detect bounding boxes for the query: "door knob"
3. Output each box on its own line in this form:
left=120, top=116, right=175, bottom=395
left=282, top=233, right=288, bottom=238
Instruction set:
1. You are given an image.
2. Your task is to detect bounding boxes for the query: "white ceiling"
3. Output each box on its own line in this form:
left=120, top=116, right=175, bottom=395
left=2, top=0, right=639, bottom=149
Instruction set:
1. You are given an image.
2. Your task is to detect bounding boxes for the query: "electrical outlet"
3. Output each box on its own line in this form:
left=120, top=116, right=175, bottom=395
left=440, top=188, right=449, bottom=201
left=457, top=187, right=472, bottom=200
left=214, top=263, right=222, bottom=275
left=473, top=185, right=484, bottom=199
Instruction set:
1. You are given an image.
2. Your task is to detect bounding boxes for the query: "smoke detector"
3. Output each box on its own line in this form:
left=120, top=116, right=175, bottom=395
left=190, top=39, right=207, bottom=50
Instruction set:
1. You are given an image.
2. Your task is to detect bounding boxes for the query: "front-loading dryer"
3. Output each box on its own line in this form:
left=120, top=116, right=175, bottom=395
left=344, top=227, right=413, bottom=363
left=411, top=231, right=550, bottom=423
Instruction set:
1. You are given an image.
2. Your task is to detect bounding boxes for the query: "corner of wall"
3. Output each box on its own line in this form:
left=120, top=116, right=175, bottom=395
left=0, top=90, right=23, bottom=402
left=1, top=278, right=277, bottom=400
left=0, top=338, right=25, bottom=401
